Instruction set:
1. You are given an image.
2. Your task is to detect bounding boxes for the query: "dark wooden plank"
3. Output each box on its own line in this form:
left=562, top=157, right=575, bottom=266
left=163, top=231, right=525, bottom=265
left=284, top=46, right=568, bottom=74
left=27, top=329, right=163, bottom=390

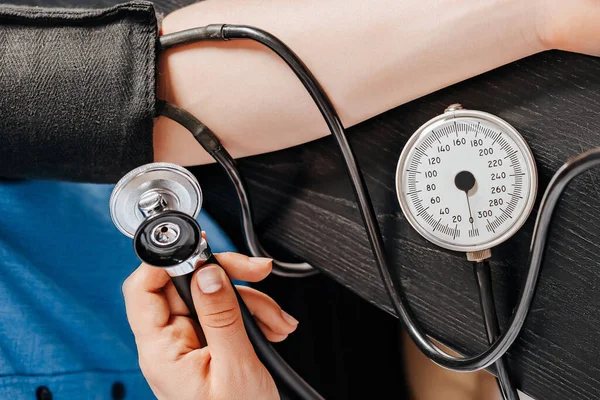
left=195, top=50, right=600, bottom=400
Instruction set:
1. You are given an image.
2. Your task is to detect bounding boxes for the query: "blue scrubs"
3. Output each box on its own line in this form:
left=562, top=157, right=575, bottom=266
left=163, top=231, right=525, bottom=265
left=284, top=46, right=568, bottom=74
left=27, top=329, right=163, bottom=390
left=0, top=181, right=237, bottom=399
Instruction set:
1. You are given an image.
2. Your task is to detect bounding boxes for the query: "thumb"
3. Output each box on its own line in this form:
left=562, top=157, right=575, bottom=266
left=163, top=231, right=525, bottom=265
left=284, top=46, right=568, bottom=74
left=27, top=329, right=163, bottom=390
left=191, top=264, right=255, bottom=363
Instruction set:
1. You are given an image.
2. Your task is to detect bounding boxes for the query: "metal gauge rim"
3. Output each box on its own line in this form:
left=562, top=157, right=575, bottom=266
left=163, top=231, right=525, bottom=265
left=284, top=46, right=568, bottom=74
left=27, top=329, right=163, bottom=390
left=394, top=109, right=538, bottom=252
left=110, top=162, right=202, bottom=238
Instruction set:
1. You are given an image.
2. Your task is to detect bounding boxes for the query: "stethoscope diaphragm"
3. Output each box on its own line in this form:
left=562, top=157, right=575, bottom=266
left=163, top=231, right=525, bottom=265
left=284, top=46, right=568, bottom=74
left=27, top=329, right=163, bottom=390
left=109, top=162, right=202, bottom=238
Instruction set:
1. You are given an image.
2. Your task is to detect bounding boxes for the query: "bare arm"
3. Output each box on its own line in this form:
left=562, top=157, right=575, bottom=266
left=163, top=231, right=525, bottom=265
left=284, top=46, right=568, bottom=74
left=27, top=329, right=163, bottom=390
left=154, top=0, right=600, bottom=165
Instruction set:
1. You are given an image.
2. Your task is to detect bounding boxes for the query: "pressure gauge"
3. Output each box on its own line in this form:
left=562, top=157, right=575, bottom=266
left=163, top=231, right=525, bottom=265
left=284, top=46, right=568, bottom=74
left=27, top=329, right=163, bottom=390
left=395, top=104, right=537, bottom=254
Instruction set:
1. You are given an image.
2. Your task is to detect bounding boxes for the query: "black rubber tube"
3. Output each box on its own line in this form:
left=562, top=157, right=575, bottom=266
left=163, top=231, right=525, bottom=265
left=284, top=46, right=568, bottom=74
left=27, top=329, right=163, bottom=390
left=159, top=24, right=600, bottom=372
left=210, top=147, right=317, bottom=277
left=173, top=266, right=321, bottom=399
left=154, top=101, right=323, bottom=398
left=155, top=101, right=317, bottom=278
left=207, top=253, right=323, bottom=400
left=473, top=261, right=519, bottom=400
left=171, top=272, right=198, bottom=319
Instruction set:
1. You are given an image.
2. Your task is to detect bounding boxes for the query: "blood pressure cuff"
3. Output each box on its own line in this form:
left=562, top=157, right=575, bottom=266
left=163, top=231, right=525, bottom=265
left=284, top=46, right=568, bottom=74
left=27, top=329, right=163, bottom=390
left=0, top=1, right=157, bottom=183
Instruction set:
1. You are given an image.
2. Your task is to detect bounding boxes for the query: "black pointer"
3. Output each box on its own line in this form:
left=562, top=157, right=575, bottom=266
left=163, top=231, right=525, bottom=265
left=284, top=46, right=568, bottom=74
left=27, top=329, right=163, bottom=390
left=455, top=170, right=476, bottom=225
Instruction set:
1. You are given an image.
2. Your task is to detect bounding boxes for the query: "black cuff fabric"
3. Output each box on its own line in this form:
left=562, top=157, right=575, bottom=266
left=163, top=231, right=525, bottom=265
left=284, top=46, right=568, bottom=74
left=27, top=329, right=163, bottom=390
left=0, top=1, right=157, bottom=183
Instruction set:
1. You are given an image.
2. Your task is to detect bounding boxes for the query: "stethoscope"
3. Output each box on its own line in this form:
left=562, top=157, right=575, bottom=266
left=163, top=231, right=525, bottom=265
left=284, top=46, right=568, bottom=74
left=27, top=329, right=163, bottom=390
left=109, top=24, right=600, bottom=400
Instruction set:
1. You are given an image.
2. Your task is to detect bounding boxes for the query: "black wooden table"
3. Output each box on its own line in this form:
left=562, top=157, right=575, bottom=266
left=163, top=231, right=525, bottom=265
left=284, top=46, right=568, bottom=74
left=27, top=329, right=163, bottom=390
left=195, top=50, right=600, bottom=400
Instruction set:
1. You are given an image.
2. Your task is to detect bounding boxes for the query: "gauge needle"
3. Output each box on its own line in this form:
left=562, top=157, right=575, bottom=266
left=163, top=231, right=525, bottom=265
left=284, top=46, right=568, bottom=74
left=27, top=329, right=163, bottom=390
left=465, top=193, right=474, bottom=226
left=455, top=171, right=476, bottom=227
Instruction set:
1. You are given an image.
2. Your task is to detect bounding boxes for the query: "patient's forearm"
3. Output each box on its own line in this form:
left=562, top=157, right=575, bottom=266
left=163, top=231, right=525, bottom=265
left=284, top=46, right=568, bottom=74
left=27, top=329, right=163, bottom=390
left=153, top=0, right=552, bottom=165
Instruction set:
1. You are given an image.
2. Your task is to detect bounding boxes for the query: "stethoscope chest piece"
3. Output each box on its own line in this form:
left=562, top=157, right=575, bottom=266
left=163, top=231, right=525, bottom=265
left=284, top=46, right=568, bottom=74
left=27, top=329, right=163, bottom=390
left=109, top=162, right=202, bottom=238
left=110, top=162, right=212, bottom=321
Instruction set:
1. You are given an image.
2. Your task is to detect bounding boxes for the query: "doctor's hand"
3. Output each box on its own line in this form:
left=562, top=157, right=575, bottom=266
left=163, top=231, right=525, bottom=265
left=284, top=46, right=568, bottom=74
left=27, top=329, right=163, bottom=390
left=122, top=253, right=298, bottom=400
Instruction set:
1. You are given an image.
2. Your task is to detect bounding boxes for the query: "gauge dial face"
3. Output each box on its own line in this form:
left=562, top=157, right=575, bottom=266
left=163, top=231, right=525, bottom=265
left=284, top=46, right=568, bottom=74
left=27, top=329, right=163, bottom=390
left=395, top=109, right=537, bottom=252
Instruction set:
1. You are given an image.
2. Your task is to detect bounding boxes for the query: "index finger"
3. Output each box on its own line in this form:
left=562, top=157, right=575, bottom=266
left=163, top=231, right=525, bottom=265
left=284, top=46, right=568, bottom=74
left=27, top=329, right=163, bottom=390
left=122, top=263, right=172, bottom=337
left=213, top=252, right=273, bottom=282
left=201, top=231, right=272, bottom=282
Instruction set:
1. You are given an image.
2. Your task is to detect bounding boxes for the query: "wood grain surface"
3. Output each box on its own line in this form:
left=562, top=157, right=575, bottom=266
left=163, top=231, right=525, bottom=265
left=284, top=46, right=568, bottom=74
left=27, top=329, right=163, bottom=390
left=194, top=50, right=600, bottom=400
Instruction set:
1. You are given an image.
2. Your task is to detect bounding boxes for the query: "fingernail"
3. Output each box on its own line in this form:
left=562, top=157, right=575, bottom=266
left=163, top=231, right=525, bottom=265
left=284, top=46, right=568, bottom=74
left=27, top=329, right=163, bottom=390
left=250, top=257, right=273, bottom=265
left=196, top=266, right=223, bottom=294
left=281, top=309, right=299, bottom=326
left=274, top=334, right=289, bottom=342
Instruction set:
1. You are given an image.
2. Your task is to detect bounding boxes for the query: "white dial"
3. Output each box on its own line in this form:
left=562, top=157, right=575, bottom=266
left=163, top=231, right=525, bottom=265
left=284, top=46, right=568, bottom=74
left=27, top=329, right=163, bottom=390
left=395, top=108, right=538, bottom=252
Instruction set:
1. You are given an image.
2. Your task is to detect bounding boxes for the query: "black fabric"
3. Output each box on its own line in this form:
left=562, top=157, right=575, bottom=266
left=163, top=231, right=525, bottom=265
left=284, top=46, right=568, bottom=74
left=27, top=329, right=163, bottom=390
left=0, top=1, right=157, bottom=182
